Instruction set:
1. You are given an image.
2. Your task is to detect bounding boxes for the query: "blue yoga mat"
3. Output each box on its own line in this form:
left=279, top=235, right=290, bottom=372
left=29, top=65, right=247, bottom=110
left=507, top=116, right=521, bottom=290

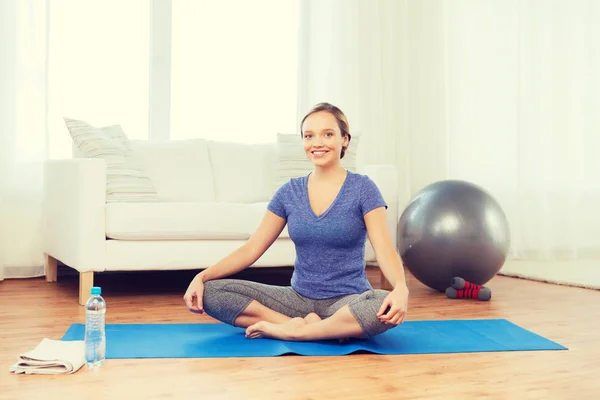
left=61, top=319, right=566, bottom=358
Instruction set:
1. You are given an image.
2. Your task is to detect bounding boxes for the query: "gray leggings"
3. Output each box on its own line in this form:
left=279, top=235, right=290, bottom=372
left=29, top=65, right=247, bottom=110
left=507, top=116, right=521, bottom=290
left=202, top=279, right=395, bottom=338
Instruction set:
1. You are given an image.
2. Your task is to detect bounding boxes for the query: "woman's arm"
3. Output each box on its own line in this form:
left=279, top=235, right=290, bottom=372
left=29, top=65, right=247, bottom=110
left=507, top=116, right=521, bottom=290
left=198, top=210, right=287, bottom=283
left=364, top=207, right=408, bottom=291
left=184, top=209, right=287, bottom=312
left=365, top=206, right=409, bottom=325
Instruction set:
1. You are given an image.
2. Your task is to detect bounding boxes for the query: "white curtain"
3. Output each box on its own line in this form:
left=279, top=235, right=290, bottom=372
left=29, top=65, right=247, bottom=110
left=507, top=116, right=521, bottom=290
left=297, top=0, right=405, bottom=179
left=47, top=0, right=151, bottom=156
left=0, top=0, right=151, bottom=279
left=0, top=0, right=49, bottom=280
left=170, top=0, right=299, bottom=143
left=299, top=0, right=600, bottom=288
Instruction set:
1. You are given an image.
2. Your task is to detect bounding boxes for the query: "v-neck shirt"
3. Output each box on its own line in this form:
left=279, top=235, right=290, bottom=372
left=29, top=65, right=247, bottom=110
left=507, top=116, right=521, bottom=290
left=267, top=170, right=388, bottom=299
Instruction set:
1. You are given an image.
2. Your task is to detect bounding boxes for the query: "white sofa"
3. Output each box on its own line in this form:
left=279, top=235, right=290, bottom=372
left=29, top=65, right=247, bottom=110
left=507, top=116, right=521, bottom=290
left=42, top=138, right=399, bottom=305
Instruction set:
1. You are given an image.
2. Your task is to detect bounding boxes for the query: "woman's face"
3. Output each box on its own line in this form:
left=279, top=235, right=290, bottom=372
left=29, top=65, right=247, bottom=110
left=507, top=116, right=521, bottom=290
left=302, top=111, right=348, bottom=168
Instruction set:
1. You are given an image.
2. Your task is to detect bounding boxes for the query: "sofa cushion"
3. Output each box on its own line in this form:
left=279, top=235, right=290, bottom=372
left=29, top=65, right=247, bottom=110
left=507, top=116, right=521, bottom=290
left=130, top=139, right=215, bottom=202
left=105, top=202, right=290, bottom=240
left=65, top=118, right=158, bottom=203
left=207, top=140, right=276, bottom=203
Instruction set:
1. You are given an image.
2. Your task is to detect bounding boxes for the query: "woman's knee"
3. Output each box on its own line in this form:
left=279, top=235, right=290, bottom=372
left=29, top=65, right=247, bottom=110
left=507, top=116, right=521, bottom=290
left=348, top=289, right=397, bottom=338
left=201, top=279, right=252, bottom=325
left=201, top=279, right=226, bottom=305
left=200, top=280, right=222, bottom=316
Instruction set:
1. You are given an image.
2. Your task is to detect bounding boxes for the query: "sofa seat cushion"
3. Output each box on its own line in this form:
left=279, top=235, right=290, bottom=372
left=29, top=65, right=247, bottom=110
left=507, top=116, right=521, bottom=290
left=105, top=202, right=290, bottom=240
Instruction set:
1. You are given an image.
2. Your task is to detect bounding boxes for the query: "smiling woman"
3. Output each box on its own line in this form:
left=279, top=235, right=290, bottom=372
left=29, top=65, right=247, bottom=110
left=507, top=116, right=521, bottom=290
left=183, top=102, right=410, bottom=342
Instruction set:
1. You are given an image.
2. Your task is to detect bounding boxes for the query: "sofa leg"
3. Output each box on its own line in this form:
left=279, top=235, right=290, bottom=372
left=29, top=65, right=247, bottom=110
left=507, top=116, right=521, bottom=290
left=79, top=271, right=94, bottom=306
left=44, top=254, right=58, bottom=282
left=380, top=270, right=393, bottom=291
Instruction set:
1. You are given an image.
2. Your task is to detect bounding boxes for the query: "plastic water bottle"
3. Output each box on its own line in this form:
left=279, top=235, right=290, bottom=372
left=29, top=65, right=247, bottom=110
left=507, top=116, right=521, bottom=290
left=84, top=286, right=106, bottom=368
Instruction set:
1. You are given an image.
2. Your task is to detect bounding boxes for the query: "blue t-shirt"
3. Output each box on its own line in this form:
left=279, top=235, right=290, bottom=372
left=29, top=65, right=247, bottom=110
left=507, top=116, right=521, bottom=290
left=267, top=170, right=388, bottom=299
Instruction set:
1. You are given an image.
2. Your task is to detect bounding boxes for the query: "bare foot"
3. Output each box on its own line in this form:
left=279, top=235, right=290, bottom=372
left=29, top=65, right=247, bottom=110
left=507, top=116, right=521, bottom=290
left=245, top=317, right=306, bottom=341
left=304, top=313, right=350, bottom=343
left=304, top=313, right=322, bottom=324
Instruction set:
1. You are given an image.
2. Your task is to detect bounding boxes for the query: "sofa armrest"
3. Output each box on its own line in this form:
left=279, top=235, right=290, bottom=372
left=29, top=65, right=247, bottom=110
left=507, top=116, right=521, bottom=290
left=42, top=159, right=107, bottom=272
left=358, top=164, right=399, bottom=257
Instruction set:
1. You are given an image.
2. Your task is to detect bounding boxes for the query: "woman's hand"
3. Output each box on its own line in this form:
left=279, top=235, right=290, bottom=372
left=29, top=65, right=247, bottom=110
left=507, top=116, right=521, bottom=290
left=377, top=285, right=409, bottom=325
left=183, top=273, right=206, bottom=314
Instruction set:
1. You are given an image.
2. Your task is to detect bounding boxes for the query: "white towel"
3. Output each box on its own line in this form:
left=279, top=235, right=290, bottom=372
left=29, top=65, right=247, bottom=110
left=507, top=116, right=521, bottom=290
left=9, top=338, right=86, bottom=375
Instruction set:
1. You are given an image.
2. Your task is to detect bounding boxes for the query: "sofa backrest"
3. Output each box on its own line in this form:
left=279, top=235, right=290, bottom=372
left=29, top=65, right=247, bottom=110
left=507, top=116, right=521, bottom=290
left=206, top=140, right=277, bottom=203
left=70, top=127, right=364, bottom=205
left=129, top=138, right=277, bottom=204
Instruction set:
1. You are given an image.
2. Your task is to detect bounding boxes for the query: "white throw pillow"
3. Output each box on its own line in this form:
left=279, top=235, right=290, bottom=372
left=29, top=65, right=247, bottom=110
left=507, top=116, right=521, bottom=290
left=272, top=133, right=360, bottom=194
left=64, top=117, right=158, bottom=203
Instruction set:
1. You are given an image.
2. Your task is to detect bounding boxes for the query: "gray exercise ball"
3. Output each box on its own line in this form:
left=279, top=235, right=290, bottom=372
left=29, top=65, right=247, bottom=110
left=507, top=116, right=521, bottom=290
left=397, top=180, right=510, bottom=292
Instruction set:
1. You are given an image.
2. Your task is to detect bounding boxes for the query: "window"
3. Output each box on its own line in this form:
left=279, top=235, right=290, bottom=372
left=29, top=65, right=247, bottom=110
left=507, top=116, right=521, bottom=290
left=46, top=0, right=299, bottom=160
left=47, top=0, right=150, bottom=159
left=170, top=0, right=299, bottom=143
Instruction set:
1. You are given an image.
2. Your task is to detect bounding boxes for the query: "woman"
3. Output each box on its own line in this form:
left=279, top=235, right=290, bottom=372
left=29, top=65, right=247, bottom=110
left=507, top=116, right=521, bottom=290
left=183, top=103, right=409, bottom=342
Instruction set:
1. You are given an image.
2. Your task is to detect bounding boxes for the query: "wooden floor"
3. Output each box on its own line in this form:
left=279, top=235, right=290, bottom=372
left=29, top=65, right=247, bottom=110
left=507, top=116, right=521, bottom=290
left=1, top=265, right=599, bottom=400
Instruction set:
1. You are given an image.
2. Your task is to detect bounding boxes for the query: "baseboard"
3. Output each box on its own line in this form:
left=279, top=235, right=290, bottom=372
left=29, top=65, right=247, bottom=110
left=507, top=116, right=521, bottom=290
left=0, top=265, right=45, bottom=279
left=499, top=258, right=600, bottom=290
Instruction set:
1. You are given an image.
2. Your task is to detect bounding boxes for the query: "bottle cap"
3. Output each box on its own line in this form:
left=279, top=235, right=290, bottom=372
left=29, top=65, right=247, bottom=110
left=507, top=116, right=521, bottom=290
left=91, top=287, right=101, bottom=295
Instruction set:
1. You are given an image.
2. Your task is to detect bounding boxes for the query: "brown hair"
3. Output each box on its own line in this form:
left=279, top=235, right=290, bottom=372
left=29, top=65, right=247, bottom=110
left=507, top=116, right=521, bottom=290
left=300, top=102, right=351, bottom=159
